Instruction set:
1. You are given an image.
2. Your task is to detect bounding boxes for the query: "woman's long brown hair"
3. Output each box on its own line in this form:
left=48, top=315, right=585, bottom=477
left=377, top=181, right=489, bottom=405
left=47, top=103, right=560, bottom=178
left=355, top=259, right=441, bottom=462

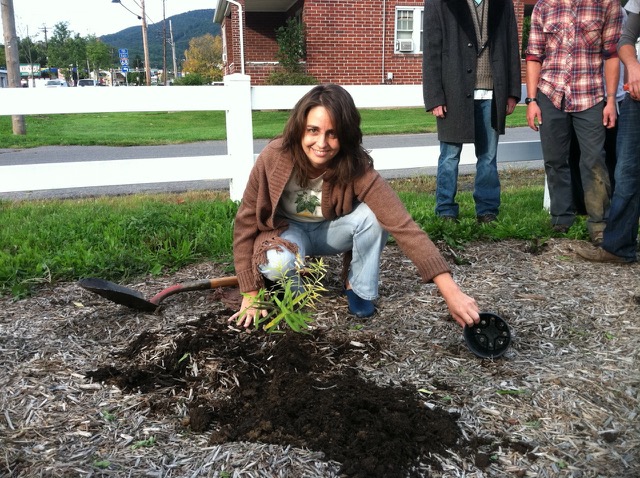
left=280, top=84, right=372, bottom=188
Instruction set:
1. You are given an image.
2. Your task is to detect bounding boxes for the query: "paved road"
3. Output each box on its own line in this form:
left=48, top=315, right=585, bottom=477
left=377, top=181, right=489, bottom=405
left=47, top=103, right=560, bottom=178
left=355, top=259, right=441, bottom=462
left=0, top=127, right=543, bottom=200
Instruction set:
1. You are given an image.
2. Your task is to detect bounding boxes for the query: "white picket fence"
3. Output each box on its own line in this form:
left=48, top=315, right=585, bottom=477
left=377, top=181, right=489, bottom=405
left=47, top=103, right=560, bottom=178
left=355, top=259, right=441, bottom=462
left=0, top=74, right=542, bottom=201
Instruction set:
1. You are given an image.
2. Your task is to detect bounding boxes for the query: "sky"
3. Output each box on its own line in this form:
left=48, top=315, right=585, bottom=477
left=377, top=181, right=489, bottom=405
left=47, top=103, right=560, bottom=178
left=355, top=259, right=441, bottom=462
left=2, top=0, right=216, bottom=40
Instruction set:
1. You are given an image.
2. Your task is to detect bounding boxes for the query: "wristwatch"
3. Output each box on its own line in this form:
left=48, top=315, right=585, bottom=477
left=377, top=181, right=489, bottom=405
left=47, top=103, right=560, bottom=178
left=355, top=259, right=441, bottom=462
left=525, top=97, right=538, bottom=105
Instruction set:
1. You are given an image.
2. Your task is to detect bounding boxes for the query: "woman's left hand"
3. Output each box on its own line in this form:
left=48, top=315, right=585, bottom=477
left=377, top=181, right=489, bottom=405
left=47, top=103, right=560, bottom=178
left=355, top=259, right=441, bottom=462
left=433, top=273, right=480, bottom=328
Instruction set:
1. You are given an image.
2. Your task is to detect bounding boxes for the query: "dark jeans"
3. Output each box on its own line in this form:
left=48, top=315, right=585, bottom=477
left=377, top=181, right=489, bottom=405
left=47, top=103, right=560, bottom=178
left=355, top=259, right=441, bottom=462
left=601, top=95, right=640, bottom=261
left=569, top=102, right=619, bottom=214
left=538, top=92, right=611, bottom=236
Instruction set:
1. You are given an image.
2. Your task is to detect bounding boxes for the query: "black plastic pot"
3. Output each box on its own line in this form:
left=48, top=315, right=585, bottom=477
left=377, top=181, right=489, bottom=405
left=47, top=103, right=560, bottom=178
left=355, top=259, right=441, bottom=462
left=463, top=312, right=511, bottom=358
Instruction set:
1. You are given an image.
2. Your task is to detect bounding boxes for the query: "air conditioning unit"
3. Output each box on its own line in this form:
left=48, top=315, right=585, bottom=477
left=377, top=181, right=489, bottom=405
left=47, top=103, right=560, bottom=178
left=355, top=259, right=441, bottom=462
left=397, top=40, right=414, bottom=52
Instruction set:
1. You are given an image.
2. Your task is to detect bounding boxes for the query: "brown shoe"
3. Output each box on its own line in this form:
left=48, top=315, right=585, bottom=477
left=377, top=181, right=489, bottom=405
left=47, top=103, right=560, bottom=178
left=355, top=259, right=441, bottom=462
left=575, top=244, right=629, bottom=264
left=477, top=214, right=497, bottom=224
left=552, top=223, right=571, bottom=233
left=590, top=231, right=604, bottom=247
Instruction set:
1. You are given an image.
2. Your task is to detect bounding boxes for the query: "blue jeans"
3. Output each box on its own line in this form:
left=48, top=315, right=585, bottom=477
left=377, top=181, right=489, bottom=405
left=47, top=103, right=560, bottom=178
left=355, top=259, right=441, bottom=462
left=260, top=202, right=389, bottom=300
left=435, top=99, right=500, bottom=218
left=601, top=96, right=640, bottom=262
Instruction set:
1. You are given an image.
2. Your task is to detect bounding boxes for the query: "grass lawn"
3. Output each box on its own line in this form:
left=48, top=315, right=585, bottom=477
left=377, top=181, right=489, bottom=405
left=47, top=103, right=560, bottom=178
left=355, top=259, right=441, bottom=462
left=0, top=105, right=530, bottom=148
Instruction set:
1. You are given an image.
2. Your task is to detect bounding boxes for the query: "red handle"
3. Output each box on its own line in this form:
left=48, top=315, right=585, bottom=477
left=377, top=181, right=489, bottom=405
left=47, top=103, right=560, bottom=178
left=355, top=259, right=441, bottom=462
left=149, top=276, right=239, bottom=305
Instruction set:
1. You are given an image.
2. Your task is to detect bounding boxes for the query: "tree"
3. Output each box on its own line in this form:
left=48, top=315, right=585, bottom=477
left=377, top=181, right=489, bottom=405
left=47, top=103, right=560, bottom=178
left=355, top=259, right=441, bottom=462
left=267, top=17, right=316, bottom=85
left=85, top=36, right=111, bottom=79
left=275, top=17, right=306, bottom=73
left=181, top=33, right=222, bottom=83
left=19, top=36, right=47, bottom=67
left=1, top=0, right=26, bottom=134
left=48, top=22, right=75, bottom=79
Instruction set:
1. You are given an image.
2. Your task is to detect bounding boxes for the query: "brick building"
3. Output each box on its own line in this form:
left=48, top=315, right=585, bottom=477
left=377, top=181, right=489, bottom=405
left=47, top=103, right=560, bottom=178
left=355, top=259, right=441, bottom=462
left=214, top=0, right=535, bottom=85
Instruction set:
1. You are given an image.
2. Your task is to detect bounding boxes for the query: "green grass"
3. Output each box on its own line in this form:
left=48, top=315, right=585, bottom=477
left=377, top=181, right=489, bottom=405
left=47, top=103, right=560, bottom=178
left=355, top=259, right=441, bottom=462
left=0, top=105, right=529, bottom=148
left=0, top=104, right=548, bottom=298
left=0, top=174, right=588, bottom=298
left=0, top=191, right=237, bottom=297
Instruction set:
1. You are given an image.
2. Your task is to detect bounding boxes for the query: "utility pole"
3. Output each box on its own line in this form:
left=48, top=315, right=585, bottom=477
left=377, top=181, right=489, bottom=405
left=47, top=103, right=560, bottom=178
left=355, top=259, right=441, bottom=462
left=25, top=26, right=36, bottom=87
left=162, top=0, right=167, bottom=85
left=1, top=0, right=26, bottom=135
left=141, top=0, right=151, bottom=85
left=170, top=19, right=178, bottom=80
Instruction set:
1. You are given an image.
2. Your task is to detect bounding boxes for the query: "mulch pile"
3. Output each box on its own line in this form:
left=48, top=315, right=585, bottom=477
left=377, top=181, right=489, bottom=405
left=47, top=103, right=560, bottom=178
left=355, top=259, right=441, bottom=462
left=1, top=239, right=639, bottom=477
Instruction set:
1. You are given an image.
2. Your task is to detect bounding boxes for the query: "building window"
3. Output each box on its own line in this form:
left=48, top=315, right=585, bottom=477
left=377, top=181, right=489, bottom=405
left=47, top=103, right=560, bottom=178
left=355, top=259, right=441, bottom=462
left=395, top=7, right=423, bottom=54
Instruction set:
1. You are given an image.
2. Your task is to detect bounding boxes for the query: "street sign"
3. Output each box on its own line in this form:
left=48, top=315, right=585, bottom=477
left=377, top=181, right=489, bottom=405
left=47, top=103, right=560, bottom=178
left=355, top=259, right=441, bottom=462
left=118, top=49, right=129, bottom=58
left=121, top=66, right=129, bottom=73
left=120, top=58, right=129, bottom=66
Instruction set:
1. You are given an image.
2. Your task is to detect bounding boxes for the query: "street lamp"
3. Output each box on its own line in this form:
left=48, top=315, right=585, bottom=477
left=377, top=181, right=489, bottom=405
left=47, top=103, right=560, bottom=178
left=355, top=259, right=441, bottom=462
left=111, top=0, right=151, bottom=86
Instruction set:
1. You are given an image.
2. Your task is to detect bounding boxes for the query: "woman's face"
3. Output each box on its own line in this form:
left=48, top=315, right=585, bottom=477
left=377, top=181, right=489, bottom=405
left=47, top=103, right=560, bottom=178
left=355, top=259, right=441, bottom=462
left=302, top=106, right=340, bottom=172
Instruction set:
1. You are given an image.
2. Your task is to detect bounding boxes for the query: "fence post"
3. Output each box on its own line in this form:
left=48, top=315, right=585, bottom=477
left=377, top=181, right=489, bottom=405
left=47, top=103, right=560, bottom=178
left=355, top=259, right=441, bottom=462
left=224, top=73, right=254, bottom=201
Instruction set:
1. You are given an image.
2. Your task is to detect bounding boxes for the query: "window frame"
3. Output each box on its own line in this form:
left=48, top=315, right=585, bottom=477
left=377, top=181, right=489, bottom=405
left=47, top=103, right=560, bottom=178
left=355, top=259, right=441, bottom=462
left=394, top=6, right=424, bottom=54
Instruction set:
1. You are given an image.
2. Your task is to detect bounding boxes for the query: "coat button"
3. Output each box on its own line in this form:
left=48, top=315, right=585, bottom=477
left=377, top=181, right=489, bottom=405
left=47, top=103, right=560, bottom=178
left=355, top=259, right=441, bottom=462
left=468, top=43, right=473, bottom=47
left=467, top=68, right=472, bottom=73
left=466, top=93, right=472, bottom=98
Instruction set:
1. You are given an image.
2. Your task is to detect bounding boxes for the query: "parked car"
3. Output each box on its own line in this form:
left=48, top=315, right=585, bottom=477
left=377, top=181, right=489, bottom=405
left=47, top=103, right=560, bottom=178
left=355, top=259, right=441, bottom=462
left=45, top=79, right=68, bottom=88
left=77, top=79, right=98, bottom=87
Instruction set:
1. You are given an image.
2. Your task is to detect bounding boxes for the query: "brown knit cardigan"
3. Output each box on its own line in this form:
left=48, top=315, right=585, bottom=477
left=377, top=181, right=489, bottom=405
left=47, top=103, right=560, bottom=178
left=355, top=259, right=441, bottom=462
left=232, top=139, right=452, bottom=293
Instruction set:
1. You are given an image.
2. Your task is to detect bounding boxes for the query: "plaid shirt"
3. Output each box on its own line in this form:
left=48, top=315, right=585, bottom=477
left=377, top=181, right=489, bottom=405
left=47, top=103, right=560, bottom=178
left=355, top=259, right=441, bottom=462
left=526, top=0, right=623, bottom=112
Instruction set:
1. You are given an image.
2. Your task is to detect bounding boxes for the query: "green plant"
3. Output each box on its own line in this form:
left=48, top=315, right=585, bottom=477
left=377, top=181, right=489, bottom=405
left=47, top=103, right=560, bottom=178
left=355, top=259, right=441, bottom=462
left=100, top=410, right=117, bottom=422
left=243, top=257, right=327, bottom=333
left=267, top=70, right=318, bottom=85
left=496, top=389, right=528, bottom=396
left=267, top=17, right=318, bottom=85
left=93, top=460, right=111, bottom=469
left=131, top=436, right=156, bottom=449
left=275, top=18, right=306, bottom=73
left=172, top=73, right=211, bottom=86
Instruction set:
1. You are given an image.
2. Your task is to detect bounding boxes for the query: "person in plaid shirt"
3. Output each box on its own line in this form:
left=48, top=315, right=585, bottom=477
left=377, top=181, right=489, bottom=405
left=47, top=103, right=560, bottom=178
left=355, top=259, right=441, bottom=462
left=525, top=0, right=623, bottom=244
left=576, top=0, right=640, bottom=263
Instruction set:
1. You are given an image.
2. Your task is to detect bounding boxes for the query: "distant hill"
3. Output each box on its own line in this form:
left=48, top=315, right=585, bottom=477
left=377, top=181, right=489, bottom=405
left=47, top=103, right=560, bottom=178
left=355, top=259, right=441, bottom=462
left=100, top=9, right=219, bottom=71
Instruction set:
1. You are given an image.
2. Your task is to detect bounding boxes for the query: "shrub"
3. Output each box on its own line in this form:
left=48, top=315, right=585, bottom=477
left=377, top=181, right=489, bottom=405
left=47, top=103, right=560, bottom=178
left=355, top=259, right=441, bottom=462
left=267, top=70, right=318, bottom=85
left=172, top=73, right=211, bottom=86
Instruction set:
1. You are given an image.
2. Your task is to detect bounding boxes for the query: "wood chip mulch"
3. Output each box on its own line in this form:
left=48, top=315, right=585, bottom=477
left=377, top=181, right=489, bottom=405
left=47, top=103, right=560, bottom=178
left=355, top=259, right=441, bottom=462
left=1, top=239, right=639, bottom=477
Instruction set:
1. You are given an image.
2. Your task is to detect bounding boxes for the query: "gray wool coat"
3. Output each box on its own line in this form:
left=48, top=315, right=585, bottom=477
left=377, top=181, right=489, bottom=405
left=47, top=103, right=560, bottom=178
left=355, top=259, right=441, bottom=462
left=423, top=0, right=522, bottom=143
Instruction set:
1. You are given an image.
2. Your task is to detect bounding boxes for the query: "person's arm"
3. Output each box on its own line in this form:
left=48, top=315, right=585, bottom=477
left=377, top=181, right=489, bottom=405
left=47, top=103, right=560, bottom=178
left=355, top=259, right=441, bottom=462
left=356, top=171, right=479, bottom=328
left=525, top=60, right=543, bottom=131
left=432, top=273, right=480, bottom=328
left=422, top=0, right=446, bottom=113
left=506, top=97, right=518, bottom=116
left=603, top=57, right=620, bottom=128
left=228, top=152, right=270, bottom=328
left=619, top=12, right=640, bottom=99
left=524, top=6, right=545, bottom=131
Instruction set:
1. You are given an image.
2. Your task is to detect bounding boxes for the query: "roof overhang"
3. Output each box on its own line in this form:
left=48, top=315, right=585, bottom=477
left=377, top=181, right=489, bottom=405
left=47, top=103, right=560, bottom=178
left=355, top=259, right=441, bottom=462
left=214, top=0, right=298, bottom=23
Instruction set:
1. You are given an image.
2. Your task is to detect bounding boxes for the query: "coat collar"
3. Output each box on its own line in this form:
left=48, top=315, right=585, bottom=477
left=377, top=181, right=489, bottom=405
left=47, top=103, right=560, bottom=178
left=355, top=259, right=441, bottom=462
left=443, top=0, right=508, bottom=48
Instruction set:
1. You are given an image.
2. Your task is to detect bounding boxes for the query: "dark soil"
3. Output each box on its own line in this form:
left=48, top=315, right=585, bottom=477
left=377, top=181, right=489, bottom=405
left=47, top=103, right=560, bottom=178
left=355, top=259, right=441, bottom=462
left=86, top=312, right=476, bottom=477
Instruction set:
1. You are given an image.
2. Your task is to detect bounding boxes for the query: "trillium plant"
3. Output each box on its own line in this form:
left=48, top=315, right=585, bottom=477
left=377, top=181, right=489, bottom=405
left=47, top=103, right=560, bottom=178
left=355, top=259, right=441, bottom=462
left=246, top=257, right=327, bottom=333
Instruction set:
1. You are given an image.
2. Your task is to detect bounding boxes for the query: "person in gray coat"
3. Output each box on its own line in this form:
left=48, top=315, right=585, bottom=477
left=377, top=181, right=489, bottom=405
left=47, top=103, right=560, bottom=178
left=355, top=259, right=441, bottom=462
left=423, top=0, right=522, bottom=223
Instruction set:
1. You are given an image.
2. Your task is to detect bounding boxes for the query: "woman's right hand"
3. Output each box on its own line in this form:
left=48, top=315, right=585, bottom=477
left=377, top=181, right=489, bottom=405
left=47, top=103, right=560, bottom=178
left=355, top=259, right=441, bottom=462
left=228, top=291, right=267, bottom=328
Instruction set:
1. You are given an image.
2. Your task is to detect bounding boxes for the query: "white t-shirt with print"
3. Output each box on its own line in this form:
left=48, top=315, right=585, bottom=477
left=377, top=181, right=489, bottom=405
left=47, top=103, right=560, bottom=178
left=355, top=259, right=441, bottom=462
left=279, top=174, right=325, bottom=223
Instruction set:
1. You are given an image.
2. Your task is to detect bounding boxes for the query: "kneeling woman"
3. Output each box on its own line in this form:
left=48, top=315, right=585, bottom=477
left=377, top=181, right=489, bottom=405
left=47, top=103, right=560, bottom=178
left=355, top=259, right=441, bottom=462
left=229, top=84, right=479, bottom=327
